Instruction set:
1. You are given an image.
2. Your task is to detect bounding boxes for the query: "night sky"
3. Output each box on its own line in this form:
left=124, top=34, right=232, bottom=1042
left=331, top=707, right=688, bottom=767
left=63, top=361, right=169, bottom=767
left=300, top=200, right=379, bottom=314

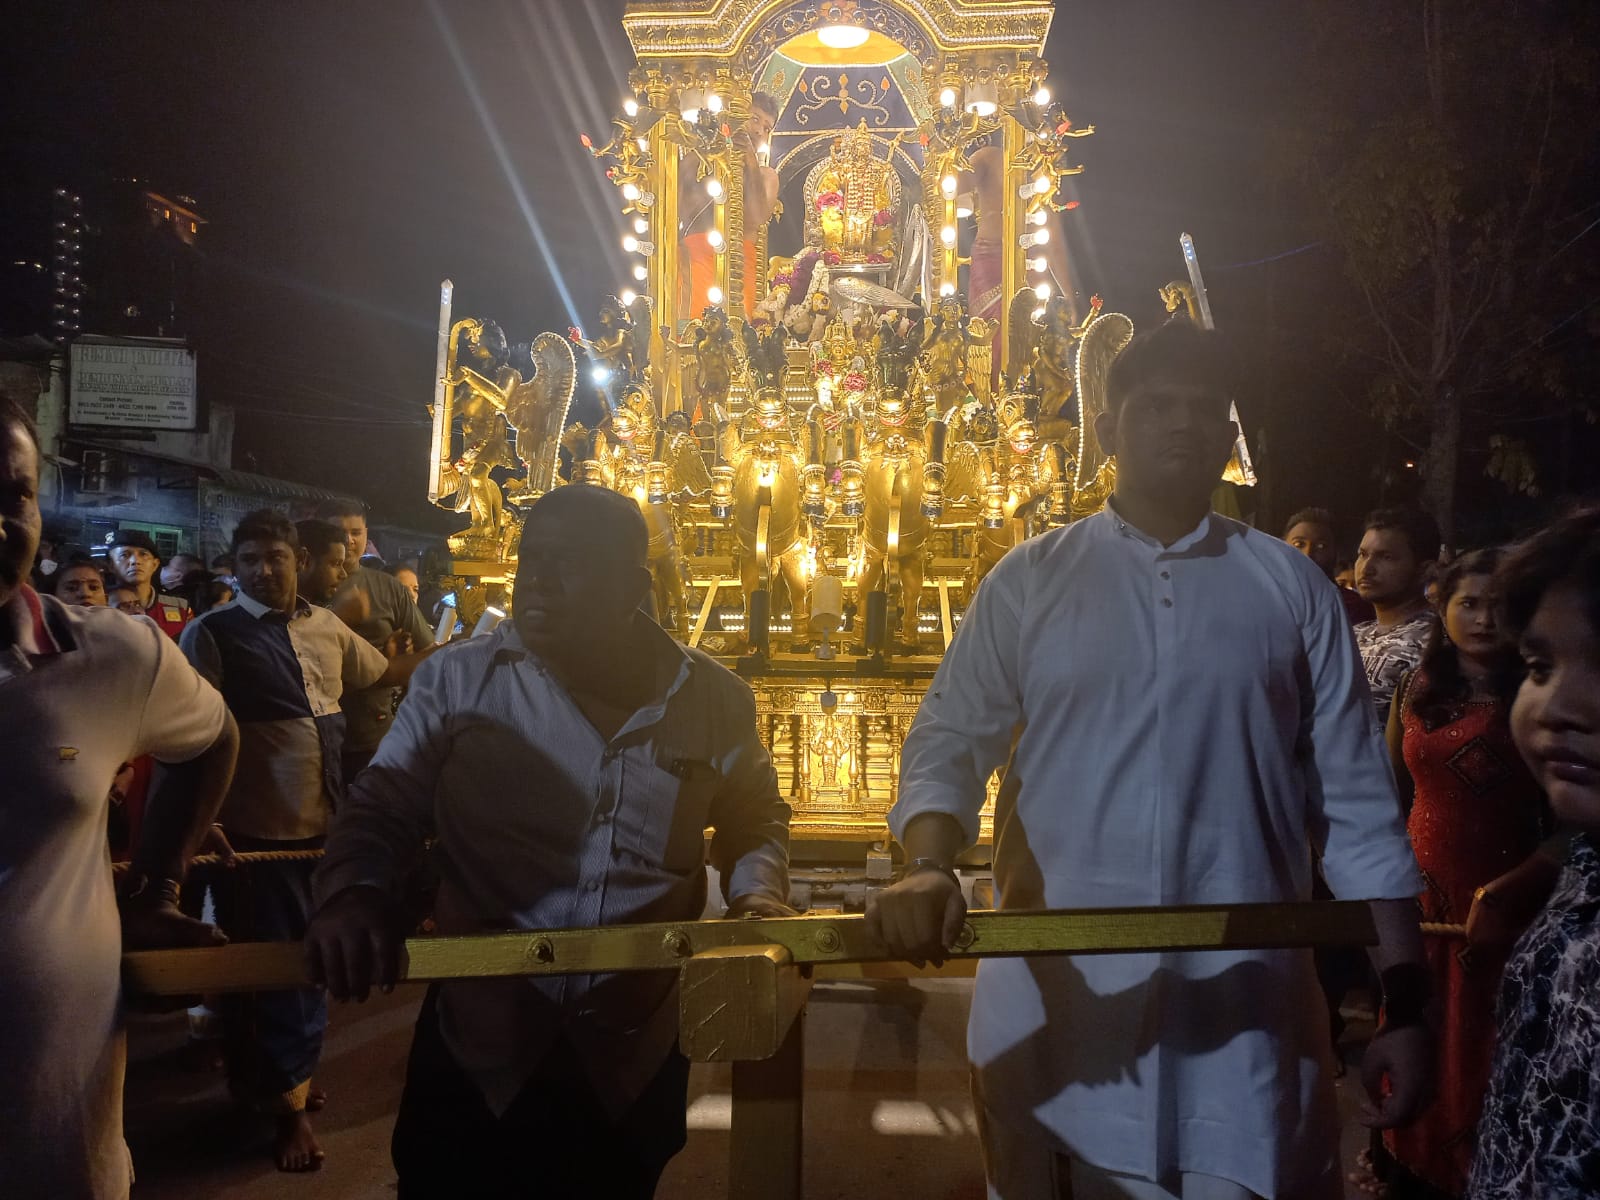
left=0, top=1, right=1447, bottom=538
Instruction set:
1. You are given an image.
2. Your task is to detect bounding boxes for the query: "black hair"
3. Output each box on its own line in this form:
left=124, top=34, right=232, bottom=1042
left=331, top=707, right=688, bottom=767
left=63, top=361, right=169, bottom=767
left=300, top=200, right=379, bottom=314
left=211, top=552, right=235, bottom=571
left=521, top=484, right=648, bottom=569
left=47, top=559, right=108, bottom=595
left=750, top=91, right=779, bottom=120
left=1495, top=502, right=1600, bottom=645
left=295, top=518, right=347, bottom=562
left=1105, top=319, right=1235, bottom=416
left=231, top=508, right=298, bottom=552
left=1408, top=548, right=1520, bottom=728
left=188, top=576, right=236, bottom=615
left=1283, top=507, right=1334, bottom=537
left=1363, top=507, right=1442, bottom=565
left=0, top=396, right=39, bottom=451
left=313, top=497, right=367, bottom=521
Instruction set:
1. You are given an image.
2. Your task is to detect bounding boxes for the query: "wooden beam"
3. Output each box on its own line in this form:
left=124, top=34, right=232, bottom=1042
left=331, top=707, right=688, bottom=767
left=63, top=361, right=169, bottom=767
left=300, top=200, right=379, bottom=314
left=729, top=1010, right=804, bottom=1200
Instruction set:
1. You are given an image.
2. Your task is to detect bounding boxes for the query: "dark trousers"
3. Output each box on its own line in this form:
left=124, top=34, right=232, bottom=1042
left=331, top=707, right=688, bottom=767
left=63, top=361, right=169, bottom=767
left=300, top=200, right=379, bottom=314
left=392, top=986, right=690, bottom=1199
left=211, top=834, right=327, bottom=1108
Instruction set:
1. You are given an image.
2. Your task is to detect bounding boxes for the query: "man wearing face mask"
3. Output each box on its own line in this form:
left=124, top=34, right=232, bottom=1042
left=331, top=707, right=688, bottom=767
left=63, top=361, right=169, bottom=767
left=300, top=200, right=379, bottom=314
left=868, top=321, right=1432, bottom=1200
left=306, top=484, right=794, bottom=1199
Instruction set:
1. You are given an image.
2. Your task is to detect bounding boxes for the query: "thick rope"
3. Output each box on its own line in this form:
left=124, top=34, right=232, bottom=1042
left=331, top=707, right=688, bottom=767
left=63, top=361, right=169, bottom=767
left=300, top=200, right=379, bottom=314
left=111, top=848, right=326, bottom=875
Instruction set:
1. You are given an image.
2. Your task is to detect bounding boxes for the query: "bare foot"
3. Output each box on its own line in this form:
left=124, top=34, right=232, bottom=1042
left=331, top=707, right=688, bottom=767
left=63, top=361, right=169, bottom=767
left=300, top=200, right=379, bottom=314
left=305, top=1085, right=327, bottom=1113
left=274, top=1112, right=325, bottom=1172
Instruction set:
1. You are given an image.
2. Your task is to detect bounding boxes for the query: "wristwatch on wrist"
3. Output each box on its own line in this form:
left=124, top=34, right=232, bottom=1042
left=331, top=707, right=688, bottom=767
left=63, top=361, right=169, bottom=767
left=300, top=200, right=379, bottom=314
left=905, top=857, right=960, bottom=888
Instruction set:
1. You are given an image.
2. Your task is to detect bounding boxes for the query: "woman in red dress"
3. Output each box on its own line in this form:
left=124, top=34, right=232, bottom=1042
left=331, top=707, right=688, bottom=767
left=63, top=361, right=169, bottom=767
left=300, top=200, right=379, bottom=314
left=1381, top=549, right=1547, bottom=1198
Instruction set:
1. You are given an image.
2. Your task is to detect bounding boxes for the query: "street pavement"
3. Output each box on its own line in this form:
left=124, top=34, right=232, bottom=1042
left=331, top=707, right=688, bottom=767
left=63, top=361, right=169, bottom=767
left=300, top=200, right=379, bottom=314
left=123, top=977, right=1378, bottom=1198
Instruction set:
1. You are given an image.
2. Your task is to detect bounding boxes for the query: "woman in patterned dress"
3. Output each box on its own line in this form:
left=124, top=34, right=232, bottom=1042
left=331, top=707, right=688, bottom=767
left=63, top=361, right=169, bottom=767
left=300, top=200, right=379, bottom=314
left=1381, top=550, right=1550, bottom=1197
left=1466, top=506, right=1600, bottom=1199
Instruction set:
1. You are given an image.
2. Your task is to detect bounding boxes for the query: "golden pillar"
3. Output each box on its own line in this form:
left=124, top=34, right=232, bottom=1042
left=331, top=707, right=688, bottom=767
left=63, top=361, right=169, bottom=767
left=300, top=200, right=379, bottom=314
left=639, top=69, right=680, bottom=345
left=720, top=70, right=748, bottom=323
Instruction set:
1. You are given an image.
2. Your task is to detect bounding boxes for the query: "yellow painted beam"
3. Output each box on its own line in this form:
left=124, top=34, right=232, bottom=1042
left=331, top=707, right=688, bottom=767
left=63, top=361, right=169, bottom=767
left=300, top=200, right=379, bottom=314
left=123, top=902, right=1377, bottom=997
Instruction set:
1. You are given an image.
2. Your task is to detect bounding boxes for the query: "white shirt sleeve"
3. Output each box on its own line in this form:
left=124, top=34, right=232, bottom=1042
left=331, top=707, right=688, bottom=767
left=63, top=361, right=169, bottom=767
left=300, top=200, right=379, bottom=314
left=314, top=648, right=449, bottom=905
left=340, top=621, right=391, bottom=691
left=136, top=617, right=227, bottom=764
left=1298, top=565, right=1421, bottom=900
left=890, top=553, right=1027, bottom=849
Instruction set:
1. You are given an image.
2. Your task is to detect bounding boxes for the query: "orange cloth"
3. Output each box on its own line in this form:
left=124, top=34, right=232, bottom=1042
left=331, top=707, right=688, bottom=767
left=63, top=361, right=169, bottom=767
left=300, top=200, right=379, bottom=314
left=681, top=232, right=758, bottom=318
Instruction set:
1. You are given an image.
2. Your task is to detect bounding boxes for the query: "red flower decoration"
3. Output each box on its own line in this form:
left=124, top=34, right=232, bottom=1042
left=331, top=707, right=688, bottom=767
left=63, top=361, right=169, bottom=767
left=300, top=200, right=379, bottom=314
left=1064, top=200, right=1080, bottom=210
left=720, top=124, right=731, bottom=137
left=814, top=360, right=836, bottom=377
left=815, top=190, right=845, bottom=211
left=823, top=251, right=842, bottom=266
left=843, top=371, right=868, bottom=392
left=866, top=253, right=888, bottom=264
left=872, top=209, right=894, bottom=227
left=568, top=326, right=584, bottom=343
left=580, top=133, right=593, bottom=148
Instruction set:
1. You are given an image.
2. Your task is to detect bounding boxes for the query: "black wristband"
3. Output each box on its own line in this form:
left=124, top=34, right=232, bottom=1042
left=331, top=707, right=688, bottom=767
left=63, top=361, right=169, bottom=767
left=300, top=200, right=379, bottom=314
left=906, top=858, right=960, bottom=888
left=1379, top=962, right=1432, bottom=1031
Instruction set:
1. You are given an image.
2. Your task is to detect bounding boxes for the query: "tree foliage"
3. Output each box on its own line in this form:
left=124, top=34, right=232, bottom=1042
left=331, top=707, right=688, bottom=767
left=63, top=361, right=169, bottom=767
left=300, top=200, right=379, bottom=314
left=1280, top=0, right=1600, bottom=540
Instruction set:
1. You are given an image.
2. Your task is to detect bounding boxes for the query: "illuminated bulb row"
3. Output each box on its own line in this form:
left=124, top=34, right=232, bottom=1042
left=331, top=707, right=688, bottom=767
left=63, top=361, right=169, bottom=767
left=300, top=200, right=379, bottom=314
left=1018, top=174, right=1053, bottom=199
left=1017, top=228, right=1050, bottom=247
left=621, top=235, right=656, bottom=255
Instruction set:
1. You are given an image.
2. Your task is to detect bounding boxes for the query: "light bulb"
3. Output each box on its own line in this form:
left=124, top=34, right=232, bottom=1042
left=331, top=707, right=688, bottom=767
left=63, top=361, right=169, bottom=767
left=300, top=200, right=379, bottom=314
left=707, top=92, right=723, bottom=114
left=621, top=182, right=641, bottom=201
left=634, top=217, right=649, bottom=234
left=1028, top=256, right=1048, bottom=273
left=636, top=136, right=649, bottom=151
left=633, top=263, right=649, bottom=280
left=939, top=87, right=957, bottom=108
left=706, top=230, right=725, bottom=251
left=623, top=97, right=639, bottom=117
left=679, top=85, right=706, bottom=122
left=622, top=235, right=639, bottom=253
left=1030, top=209, right=1048, bottom=226
left=682, top=107, right=700, bottom=123
left=964, top=80, right=998, bottom=117
left=636, top=191, right=656, bottom=209
left=1034, top=282, right=1051, bottom=300
left=938, top=281, right=956, bottom=297
left=707, top=286, right=724, bottom=305
left=942, top=174, right=958, bottom=197
left=940, top=225, right=957, bottom=246
left=1034, top=227, right=1050, bottom=244
left=619, top=288, right=637, bottom=306
left=818, top=23, right=869, bottom=49
left=1033, top=86, right=1051, bottom=106
left=1031, top=306, right=1046, bottom=321
left=705, top=177, right=724, bottom=200
left=1035, top=175, right=1054, bottom=195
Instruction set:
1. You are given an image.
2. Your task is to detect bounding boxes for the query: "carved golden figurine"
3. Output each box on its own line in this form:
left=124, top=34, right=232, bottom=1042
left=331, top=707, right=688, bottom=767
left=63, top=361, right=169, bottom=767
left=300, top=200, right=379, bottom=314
left=850, top=316, right=948, bottom=654
left=717, top=329, right=815, bottom=651
left=959, top=389, right=1059, bottom=589
left=684, top=304, right=741, bottom=421
left=918, top=294, right=993, bottom=414
left=580, top=389, right=706, bottom=638
left=804, top=121, right=901, bottom=266
left=435, top=319, right=575, bottom=560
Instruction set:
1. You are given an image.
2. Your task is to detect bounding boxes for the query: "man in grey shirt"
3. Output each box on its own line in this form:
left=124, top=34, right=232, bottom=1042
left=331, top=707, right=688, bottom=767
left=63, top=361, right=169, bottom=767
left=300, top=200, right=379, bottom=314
left=316, top=499, right=434, bottom=780
left=306, top=485, right=794, bottom=1198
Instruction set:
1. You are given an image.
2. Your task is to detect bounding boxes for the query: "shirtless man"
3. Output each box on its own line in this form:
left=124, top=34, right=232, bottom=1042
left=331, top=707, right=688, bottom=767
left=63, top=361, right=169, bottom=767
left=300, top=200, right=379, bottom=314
left=680, top=92, right=780, bottom=317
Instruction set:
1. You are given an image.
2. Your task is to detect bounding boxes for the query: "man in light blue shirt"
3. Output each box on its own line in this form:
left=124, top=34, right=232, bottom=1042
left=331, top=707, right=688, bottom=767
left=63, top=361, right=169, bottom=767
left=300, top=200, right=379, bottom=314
left=308, top=485, right=793, bottom=1198
left=869, top=321, right=1431, bottom=1200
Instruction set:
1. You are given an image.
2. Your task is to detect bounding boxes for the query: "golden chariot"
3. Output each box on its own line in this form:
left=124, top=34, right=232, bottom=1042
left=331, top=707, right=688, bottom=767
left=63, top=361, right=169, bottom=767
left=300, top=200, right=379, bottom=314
left=421, top=0, right=1243, bottom=880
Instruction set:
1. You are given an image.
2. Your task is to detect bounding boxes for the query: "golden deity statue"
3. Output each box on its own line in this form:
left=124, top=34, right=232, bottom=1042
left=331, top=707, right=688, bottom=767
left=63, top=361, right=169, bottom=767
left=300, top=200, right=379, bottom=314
left=918, top=294, right=993, bottom=414
left=804, top=121, right=901, bottom=266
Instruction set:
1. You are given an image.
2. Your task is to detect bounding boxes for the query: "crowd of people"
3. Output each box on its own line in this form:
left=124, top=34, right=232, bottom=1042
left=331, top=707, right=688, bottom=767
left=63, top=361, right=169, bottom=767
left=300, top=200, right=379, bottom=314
left=2, top=316, right=1597, bottom=1200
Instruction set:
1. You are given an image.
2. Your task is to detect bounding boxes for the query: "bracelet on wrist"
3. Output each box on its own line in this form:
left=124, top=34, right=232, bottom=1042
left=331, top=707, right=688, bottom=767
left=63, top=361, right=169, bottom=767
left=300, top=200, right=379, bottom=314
left=1472, top=885, right=1502, bottom=911
left=905, top=858, right=960, bottom=888
left=119, top=872, right=182, bottom=910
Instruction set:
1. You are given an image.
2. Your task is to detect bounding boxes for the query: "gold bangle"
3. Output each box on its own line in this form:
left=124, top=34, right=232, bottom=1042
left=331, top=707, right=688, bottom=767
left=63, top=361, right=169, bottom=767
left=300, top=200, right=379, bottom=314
left=1473, top=885, right=1502, bottom=910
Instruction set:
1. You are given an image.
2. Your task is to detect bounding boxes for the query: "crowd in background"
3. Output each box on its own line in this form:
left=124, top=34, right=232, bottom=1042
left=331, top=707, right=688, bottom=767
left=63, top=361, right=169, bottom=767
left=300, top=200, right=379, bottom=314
left=3, top=371, right=1597, bottom=1200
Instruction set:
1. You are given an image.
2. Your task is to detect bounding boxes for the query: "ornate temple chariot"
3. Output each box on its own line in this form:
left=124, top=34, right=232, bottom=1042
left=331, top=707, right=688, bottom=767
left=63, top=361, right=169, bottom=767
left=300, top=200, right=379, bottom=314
left=424, top=0, right=1155, bottom=869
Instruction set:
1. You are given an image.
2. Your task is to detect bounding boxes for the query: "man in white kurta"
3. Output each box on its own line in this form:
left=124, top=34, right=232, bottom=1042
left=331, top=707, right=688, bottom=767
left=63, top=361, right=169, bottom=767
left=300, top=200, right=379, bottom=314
left=870, top=321, right=1427, bottom=1200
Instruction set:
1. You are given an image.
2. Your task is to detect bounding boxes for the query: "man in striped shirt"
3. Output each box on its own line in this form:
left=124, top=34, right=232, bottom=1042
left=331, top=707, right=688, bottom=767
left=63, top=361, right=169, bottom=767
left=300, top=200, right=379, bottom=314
left=180, top=509, right=433, bottom=1172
